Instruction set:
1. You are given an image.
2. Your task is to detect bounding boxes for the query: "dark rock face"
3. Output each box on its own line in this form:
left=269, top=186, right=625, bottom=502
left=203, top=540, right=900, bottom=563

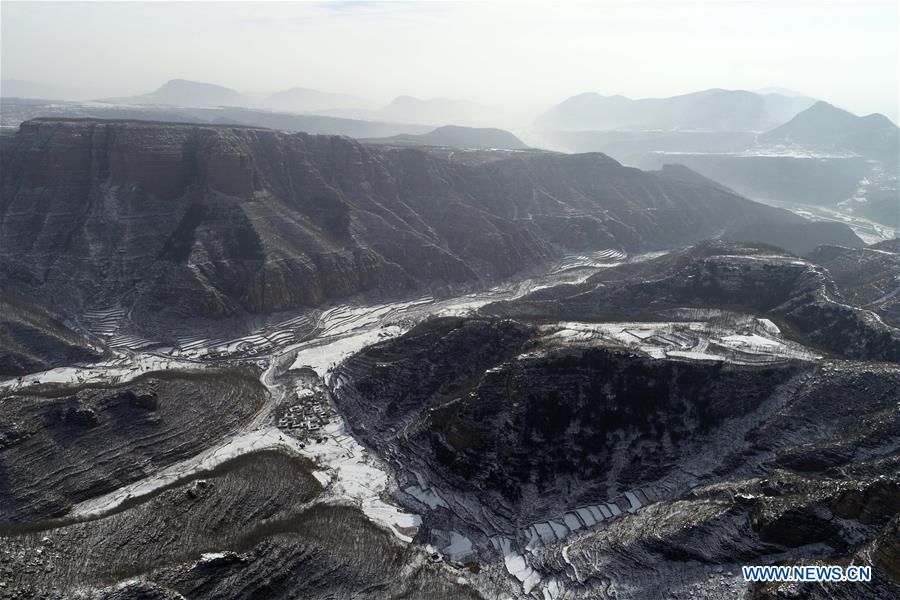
left=0, top=368, right=266, bottom=522
left=0, top=119, right=859, bottom=326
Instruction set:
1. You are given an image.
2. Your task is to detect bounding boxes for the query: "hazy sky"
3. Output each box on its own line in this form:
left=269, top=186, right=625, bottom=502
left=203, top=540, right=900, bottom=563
left=2, top=0, right=898, bottom=121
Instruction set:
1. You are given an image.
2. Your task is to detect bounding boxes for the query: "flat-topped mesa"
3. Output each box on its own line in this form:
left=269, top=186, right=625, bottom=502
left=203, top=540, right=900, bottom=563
left=1, top=118, right=861, bottom=326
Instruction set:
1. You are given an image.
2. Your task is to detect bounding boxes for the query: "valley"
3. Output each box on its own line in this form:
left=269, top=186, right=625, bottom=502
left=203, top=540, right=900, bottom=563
left=2, top=236, right=899, bottom=599
left=2, top=2, right=898, bottom=598
left=0, top=109, right=896, bottom=599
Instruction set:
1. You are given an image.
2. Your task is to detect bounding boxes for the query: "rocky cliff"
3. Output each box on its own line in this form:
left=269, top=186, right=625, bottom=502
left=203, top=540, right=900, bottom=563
left=1, top=119, right=861, bottom=328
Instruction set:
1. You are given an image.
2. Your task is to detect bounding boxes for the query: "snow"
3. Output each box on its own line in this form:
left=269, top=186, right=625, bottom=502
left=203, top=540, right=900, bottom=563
left=500, top=537, right=542, bottom=593
left=0, top=354, right=197, bottom=394
left=405, top=485, right=449, bottom=509
left=443, top=531, right=474, bottom=561
left=564, top=512, right=584, bottom=530
left=575, top=508, right=596, bottom=526
left=535, top=522, right=557, bottom=544
left=295, top=419, right=421, bottom=543
left=72, top=426, right=305, bottom=518
left=542, top=577, right=562, bottom=600
left=666, top=350, right=723, bottom=361
left=550, top=520, right=569, bottom=538
left=291, top=325, right=402, bottom=379
left=720, top=334, right=782, bottom=349
left=625, top=491, right=642, bottom=512
left=199, top=552, right=229, bottom=562
left=544, top=314, right=819, bottom=365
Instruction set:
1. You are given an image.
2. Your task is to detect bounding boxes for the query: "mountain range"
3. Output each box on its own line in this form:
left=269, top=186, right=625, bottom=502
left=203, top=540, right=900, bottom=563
left=0, top=118, right=860, bottom=337
left=102, top=79, right=252, bottom=108
left=362, top=125, right=528, bottom=150
left=535, top=88, right=817, bottom=132
left=761, top=100, right=899, bottom=162
left=1, top=116, right=898, bottom=600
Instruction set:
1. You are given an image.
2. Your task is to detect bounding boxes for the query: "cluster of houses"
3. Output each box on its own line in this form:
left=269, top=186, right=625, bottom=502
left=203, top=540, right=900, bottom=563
left=277, top=387, right=329, bottom=437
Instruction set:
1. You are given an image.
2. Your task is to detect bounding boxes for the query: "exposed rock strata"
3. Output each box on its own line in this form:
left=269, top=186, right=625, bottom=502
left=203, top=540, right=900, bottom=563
left=0, top=119, right=861, bottom=328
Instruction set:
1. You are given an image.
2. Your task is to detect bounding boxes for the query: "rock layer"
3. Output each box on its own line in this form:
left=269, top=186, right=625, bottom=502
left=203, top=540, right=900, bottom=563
left=1, top=119, right=861, bottom=327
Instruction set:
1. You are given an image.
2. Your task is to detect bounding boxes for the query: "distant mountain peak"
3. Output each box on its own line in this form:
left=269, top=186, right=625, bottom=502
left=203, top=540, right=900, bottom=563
left=536, top=88, right=816, bottom=132
left=154, top=79, right=239, bottom=93
left=363, top=124, right=528, bottom=150
left=761, top=100, right=898, bottom=160
left=102, top=79, right=250, bottom=108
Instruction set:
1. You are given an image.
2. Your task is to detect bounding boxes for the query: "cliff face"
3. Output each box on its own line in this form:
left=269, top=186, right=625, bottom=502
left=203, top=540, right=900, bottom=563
left=0, top=119, right=859, bottom=322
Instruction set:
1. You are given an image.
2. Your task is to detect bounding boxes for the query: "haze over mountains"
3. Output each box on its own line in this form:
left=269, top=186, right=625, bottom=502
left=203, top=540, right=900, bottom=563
left=535, top=91, right=899, bottom=238
left=534, top=88, right=818, bottom=132
left=1, top=118, right=861, bottom=337
left=3, top=0, right=899, bottom=597
left=262, top=87, right=372, bottom=113
left=102, top=79, right=252, bottom=108
left=87, top=79, right=502, bottom=127
left=362, top=125, right=528, bottom=150
left=761, top=100, right=900, bottom=162
left=2, top=77, right=896, bottom=250
left=2, top=102, right=899, bottom=600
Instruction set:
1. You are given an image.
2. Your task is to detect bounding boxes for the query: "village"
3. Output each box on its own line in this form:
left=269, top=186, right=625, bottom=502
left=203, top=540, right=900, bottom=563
left=276, top=386, right=331, bottom=442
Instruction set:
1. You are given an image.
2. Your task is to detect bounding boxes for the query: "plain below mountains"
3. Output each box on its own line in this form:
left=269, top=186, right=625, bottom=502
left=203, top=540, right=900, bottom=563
left=0, top=119, right=862, bottom=331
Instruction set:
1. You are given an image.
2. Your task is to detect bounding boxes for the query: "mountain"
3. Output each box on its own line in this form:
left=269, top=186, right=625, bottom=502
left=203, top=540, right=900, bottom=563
left=0, top=119, right=861, bottom=334
left=328, top=248, right=900, bottom=599
left=363, top=125, right=528, bottom=149
left=805, top=242, right=900, bottom=326
left=542, top=100, right=898, bottom=219
left=485, top=240, right=900, bottom=362
left=535, top=89, right=816, bottom=132
left=103, top=79, right=251, bottom=108
left=0, top=98, right=432, bottom=138
left=262, top=87, right=372, bottom=113
left=760, top=101, right=899, bottom=162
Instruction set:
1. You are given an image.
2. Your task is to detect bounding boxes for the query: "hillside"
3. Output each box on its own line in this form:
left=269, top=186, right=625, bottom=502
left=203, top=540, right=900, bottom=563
left=1, top=119, right=861, bottom=330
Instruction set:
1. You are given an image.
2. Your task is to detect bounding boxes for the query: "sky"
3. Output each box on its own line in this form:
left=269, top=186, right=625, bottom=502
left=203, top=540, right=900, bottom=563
left=2, top=0, right=898, bottom=121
